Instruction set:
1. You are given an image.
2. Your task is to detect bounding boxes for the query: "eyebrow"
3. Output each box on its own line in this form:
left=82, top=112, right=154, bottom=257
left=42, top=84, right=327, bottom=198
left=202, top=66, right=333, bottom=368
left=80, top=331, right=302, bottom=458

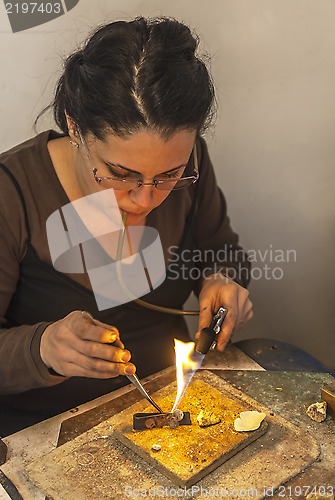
left=105, top=162, right=188, bottom=175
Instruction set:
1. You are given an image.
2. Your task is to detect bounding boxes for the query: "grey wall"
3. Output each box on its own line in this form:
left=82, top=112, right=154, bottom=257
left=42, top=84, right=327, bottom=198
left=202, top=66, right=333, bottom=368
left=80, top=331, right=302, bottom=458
left=1, top=0, right=334, bottom=369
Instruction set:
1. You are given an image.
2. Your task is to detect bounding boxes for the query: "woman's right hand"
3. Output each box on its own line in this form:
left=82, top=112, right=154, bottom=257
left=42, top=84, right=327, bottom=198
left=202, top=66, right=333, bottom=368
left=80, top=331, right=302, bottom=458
left=40, top=310, right=136, bottom=378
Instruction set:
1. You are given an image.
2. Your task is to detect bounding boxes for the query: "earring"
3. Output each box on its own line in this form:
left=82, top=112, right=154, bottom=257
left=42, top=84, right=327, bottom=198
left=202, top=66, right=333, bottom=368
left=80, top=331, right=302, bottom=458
left=69, top=140, right=79, bottom=149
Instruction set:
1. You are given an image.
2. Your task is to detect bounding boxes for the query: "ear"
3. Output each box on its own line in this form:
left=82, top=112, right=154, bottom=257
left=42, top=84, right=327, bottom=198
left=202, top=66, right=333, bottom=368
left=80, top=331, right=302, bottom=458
left=65, top=111, right=78, bottom=139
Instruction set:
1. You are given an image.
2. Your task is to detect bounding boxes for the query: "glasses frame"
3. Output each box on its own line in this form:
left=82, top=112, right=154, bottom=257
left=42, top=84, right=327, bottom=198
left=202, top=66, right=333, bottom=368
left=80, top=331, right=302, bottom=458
left=77, top=128, right=199, bottom=191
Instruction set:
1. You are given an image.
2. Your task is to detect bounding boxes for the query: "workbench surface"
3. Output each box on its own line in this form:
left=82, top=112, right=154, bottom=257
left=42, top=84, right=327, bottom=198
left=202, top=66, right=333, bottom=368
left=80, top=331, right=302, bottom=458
left=0, top=344, right=333, bottom=500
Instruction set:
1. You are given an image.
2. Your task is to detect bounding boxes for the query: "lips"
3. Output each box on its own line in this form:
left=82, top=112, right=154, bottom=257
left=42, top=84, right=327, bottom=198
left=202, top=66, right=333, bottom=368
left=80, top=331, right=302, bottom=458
left=122, top=210, right=147, bottom=217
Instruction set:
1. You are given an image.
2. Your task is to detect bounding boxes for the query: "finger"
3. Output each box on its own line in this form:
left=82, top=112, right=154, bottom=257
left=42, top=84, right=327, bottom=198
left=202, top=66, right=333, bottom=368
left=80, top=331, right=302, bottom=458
left=233, top=287, right=249, bottom=322
left=195, top=304, right=213, bottom=340
left=81, top=314, right=124, bottom=347
left=233, top=298, right=253, bottom=330
left=215, top=335, right=230, bottom=352
left=216, top=306, right=238, bottom=351
left=239, top=301, right=253, bottom=325
left=79, top=319, right=120, bottom=344
left=83, top=325, right=119, bottom=344
left=92, top=318, right=121, bottom=341
left=76, top=339, right=132, bottom=364
left=232, top=307, right=254, bottom=334
left=242, top=299, right=253, bottom=320
left=67, top=349, right=136, bottom=377
left=226, top=289, right=251, bottom=336
left=61, top=360, right=136, bottom=379
left=109, top=338, right=125, bottom=349
left=81, top=310, right=119, bottom=333
left=243, top=308, right=254, bottom=323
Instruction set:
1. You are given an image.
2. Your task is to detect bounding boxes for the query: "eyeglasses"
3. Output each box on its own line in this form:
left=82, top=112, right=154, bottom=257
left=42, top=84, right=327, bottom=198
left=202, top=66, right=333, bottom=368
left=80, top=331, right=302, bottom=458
left=77, top=128, right=199, bottom=191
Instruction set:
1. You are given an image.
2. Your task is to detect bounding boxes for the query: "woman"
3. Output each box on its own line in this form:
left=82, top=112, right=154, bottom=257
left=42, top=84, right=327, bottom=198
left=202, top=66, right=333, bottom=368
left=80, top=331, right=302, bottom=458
left=0, top=17, right=252, bottom=435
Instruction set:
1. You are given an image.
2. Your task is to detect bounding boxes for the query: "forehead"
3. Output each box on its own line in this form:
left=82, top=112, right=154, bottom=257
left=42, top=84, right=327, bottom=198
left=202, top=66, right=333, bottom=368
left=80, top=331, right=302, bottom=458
left=88, top=129, right=196, bottom=173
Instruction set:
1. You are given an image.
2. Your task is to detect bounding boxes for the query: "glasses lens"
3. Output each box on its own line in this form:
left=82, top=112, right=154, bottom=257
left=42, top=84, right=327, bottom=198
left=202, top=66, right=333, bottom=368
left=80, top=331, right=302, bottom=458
left=156, top=177, right=196, bottom=190
left=100, top=177, right=196, bottom=190
left=105, top=179, right=139, bottom=190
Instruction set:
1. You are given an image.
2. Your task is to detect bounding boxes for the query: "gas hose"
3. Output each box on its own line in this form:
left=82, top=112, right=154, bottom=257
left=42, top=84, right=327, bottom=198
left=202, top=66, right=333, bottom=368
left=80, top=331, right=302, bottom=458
left=115, top=211, right=199, bottom=316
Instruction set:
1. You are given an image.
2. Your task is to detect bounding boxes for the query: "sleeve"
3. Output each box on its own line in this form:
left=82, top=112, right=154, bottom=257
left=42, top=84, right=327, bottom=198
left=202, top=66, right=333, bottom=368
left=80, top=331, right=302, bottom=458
left=0, top=167, right=65, bottom=394
left=193, top=137, right=251, bottom=291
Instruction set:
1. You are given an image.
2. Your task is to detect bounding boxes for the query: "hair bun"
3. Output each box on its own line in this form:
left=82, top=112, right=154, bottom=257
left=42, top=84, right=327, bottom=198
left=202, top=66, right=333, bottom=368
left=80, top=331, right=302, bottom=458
left=39, top=16, right=215, bottom=139
left=67, top=51, right=85, bottom=69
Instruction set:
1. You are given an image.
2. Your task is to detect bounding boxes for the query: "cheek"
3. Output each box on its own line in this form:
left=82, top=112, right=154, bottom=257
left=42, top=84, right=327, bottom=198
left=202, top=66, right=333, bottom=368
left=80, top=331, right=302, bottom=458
left=153, top=190, right=171, bottom=207
left=113, top=191, right=124, bottom=206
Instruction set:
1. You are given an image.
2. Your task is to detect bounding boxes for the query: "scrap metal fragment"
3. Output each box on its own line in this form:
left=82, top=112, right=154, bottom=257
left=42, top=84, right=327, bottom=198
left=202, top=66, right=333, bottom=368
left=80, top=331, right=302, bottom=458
left=306, top=402, right=327, bottom=423
left=197, top=410, right=221, bottom=428
left=234, top=411, right=266, bottom=432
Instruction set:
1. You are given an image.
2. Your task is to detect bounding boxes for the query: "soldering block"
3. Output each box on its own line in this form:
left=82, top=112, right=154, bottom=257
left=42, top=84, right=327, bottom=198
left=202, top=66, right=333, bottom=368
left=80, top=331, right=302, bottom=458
left=113, top=373, right=268, bottom=487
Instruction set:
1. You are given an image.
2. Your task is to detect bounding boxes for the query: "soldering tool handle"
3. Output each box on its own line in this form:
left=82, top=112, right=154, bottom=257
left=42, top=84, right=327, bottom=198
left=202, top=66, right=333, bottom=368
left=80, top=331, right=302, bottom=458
left=195, top=327, right=217, bottom=355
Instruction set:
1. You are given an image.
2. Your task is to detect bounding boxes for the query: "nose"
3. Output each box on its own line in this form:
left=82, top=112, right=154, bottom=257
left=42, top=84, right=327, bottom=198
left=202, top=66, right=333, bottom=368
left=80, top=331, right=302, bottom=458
left=129, top=183, right=154, bottom=209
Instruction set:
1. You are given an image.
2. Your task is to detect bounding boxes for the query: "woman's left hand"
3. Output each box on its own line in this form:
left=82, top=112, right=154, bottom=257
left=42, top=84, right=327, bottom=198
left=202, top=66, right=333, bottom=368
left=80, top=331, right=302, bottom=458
left=195, top=274, right=253, bottom=351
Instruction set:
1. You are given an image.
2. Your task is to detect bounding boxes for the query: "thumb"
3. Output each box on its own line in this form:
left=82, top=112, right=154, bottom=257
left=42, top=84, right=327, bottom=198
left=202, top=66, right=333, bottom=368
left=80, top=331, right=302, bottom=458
left=195, top=305, right=213, bottom=340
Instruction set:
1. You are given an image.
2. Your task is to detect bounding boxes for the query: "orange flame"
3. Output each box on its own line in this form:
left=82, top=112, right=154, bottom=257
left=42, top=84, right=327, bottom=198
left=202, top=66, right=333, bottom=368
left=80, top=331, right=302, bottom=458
left=172, top=339, right=201, bottom=412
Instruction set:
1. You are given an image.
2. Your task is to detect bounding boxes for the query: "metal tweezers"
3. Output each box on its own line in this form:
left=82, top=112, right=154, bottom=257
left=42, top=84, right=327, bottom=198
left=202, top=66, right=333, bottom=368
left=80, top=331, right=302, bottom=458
left=126, top=374, right=163, bottom=413
left=83, top=311, right=163, bottom=413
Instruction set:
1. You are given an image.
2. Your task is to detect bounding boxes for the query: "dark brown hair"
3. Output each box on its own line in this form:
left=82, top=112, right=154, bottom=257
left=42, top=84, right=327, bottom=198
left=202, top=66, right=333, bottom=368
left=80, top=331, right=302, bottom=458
left=36, top=17, right=216, bottom=140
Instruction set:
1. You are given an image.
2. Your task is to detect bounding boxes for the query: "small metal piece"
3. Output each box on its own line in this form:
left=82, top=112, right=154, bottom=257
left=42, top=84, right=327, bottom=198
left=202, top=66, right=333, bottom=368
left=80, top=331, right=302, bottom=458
left=151, top=444, right=161, bottom=452
left=145, top=418, right=157, bottom=429
left=133, top=412, right=191, bottom=430
left=168, top=417, right=179, bottom=429
left=173, top=409, right=184, bottom=421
